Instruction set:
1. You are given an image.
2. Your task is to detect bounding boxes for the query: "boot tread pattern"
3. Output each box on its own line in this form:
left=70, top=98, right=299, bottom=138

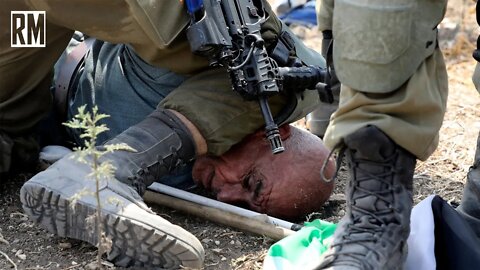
left=21, top=185, right=201, bottom=269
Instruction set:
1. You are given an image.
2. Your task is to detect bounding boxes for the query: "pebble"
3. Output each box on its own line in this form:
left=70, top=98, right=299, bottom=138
left=214, top=240, right=220, bottom=246
left=15, top=250, right=26, bottom=261
left=85, top=261, right=99, bottom=270
left=59, top=242, right=72, bottom=249
left=212, top=248, right=222, bottom=254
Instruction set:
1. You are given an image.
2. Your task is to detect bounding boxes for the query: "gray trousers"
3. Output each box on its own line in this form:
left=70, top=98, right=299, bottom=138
left=57, top=37, right=192, bottom=188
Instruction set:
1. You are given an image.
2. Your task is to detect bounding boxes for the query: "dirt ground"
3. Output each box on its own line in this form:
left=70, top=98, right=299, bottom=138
left=1, top=0, right=480, bottom=269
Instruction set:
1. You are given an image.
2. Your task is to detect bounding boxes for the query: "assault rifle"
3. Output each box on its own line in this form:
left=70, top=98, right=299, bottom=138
left=184, top=0, right=332, bottom=154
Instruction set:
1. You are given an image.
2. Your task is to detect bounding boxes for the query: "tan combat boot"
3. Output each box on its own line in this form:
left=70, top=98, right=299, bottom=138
left=20, top=109, right=205, bottom=269
left=315, top=125, right=416, bottom=270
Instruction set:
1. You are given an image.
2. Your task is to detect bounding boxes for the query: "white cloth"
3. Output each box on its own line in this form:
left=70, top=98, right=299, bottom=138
left=405, top=195, right=436, bottom=270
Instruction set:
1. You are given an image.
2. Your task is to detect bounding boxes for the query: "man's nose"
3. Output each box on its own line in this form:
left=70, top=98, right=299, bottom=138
left=216, top=184, right=250, bottom=204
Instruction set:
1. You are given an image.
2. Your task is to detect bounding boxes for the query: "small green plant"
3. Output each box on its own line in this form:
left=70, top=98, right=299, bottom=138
left=64, top=105, right=134, bottom=269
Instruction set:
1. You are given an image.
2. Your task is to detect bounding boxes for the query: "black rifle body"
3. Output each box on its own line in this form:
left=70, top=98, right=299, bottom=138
left=185, top=0, right=328, bottom=153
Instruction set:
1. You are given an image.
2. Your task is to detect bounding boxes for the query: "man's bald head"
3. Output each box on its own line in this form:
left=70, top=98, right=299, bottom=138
left=193, top=125, right=335, bottom=221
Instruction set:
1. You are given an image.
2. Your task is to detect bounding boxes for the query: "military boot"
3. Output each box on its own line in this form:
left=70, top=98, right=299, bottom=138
left=20, top=109, right=205, bottom=269
left=314, top=125, right=416, bottom=270
left=457, top=133, right=480, bottom=238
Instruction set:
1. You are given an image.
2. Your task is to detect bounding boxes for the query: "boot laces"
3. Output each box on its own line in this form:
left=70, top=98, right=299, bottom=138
left=320, top=143, right=346, bottom=183
left=326, top=147, right=401, bottom=266
left=131, top=146, right=187, bottom=195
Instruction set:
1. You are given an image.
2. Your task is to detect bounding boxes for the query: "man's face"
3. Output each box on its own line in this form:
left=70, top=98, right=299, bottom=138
left=193, top=125, right=335, bottom=220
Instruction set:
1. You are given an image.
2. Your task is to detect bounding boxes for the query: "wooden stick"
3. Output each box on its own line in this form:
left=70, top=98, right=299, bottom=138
left=144, top=191, right=295, bottom=241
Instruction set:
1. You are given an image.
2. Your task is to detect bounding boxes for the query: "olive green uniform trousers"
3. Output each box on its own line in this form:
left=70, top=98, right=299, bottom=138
left=316, top=0, right=449, bottom=161
left=0, top=0, right=321, bottom=173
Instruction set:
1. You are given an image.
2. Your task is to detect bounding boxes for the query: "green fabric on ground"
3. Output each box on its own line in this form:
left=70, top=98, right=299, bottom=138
left=263, top=219, right=337, bottom=270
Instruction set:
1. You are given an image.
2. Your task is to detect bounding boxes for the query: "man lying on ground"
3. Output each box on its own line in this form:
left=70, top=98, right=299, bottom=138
left=1, top=1, right=334, bottom=267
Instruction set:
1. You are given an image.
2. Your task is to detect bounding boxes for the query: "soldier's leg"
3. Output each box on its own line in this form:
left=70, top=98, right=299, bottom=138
left=305, top=31, right=339, bottom=138
left=160, top=20, right=325, bottom=155
left=11, top=1, right=205, bottom=267
left=18, top=0, right=314, bottom=158
left=312, top=50, right=448, bottom=270
left=2, top=0, right=202, bottom=174
left=306, top=4, right=340, bottom=138
left=21, top=54, right=285, bottom=270
left=456, top=61, right=480, bottom=238
left=311, top=0, right=448, bottom=269
left=0, top=1, right=73, bottom=173
left=21, top=107, right=205, bottom=269
left=457, top=132, right=480, bottom=238
left=64, top=41, right=196, bottom=189
left=25, top=0, right=194, bottom=72
left=20, top=2, right=319, bottom=268
left=160, top=68, right=288, bottom=156
left=19, top=37, right=206, bottom=270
